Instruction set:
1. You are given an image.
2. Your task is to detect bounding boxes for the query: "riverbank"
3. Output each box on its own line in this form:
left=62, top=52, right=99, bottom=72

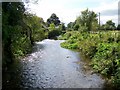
left=59, top=31, right=120, bottom=89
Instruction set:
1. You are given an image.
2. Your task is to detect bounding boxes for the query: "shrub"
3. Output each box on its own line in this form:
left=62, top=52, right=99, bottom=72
left=60, top=31, right=120, bottom=88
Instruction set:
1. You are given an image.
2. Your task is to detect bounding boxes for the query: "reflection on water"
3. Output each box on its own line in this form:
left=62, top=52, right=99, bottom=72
left=3, top=39, right=106, bottom=89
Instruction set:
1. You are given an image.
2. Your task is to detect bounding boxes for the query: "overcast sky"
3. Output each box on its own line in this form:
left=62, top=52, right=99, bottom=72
left=26, top=0, right=119, bottom=26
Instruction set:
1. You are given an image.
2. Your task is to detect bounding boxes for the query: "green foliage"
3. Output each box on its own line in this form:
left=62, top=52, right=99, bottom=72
left=101, top=20, right=116, bottom=30
left=60, top=31, right=80, bottom=49
left=24, top=13, right=46, bottom=41
left=61, top=41, right=79, bottom=49
left=67, top=22, right=75, bottom=31
left=47, top=13, right=60, bottom=26
left=49, top=23, right=56, bottom=31
left=73, top=24, right=79, bottom=31
left=2, top=2, right=46, bottom=69
left=75, top=9, right=98, bottom=32
left=117, top=24, right=120, bottom=30
left=91, top=43, right=120, bottom=74
left=47, top=23, right=62, bottom=39
left=2, top=2, right=27, bottom=66
left=113, top=67, right=120, bottom=89
left=78, top=25, right=88, bottom=32
left=106, top=20, right=116, bottom=30
left=59, top=23, right=66, bottom=31
left=60, top=31, right=120, bottom=88
left=48, top=29, right=61, bottom=39
left=58, top=32, right=72, bottom=40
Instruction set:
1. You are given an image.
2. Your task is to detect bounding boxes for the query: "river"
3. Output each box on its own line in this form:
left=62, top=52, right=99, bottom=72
left=3, top=39, right=105, bottom=89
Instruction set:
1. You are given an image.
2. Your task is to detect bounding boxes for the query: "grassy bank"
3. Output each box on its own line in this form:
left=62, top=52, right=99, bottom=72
left=59, top=31, right=120, bottom=89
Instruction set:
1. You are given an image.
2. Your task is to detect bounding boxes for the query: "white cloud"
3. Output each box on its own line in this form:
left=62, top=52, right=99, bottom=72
left=89, top=0, right=119, bottom=25
left=100, top=15, right=118, bottom=25
left=91, top=0, right=118, bottom=12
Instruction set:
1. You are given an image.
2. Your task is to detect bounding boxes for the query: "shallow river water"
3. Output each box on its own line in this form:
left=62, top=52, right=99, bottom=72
left=3, top=39, right=106, bottom=89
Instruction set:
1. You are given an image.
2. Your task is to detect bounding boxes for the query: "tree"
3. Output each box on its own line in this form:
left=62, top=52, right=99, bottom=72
left=59, top=23, right=66, bottom=31
left=73, top=24, right=79, bottom=31
left=67, top=22, right=74, bottom=30
left=76, top=9, right=98, bottom=32
left=117, top=24, right=120, bottom=30
left=2, top=2, right=26, bottom=65
left=49, top=23, right=56, bottom=31
left=2, top=2, right=46, bottom=70
left=104, top=20, right=116, bottom=30
left=47, top=13, right=60, bottom=26
left=101, top=24, right=106, bottom=30
left=24, top=13, right=45, bottom=41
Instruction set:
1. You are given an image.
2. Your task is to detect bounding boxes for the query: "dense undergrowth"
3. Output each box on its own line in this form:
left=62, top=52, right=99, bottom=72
left=59, top=31, right=120, bottom=89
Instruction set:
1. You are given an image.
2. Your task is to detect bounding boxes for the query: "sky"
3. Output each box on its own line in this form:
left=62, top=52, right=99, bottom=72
left=26, top=0, right=119, bottom=26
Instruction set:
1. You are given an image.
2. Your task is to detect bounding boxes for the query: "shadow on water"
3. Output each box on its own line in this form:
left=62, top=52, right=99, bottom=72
left=32, top=41, right=46, bottom=53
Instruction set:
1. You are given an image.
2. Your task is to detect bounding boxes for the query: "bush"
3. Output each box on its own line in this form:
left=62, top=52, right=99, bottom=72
left=60, top=31, right=120, bottom=88
left=48, top=29, right=61, bottom=39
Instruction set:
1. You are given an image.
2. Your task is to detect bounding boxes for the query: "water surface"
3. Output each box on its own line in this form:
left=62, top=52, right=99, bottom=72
left=20, top=39, right=105, bottom=88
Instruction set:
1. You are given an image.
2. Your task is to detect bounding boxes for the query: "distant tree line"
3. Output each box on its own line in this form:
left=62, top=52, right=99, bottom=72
left=66, top=9, right=119, bottom=31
